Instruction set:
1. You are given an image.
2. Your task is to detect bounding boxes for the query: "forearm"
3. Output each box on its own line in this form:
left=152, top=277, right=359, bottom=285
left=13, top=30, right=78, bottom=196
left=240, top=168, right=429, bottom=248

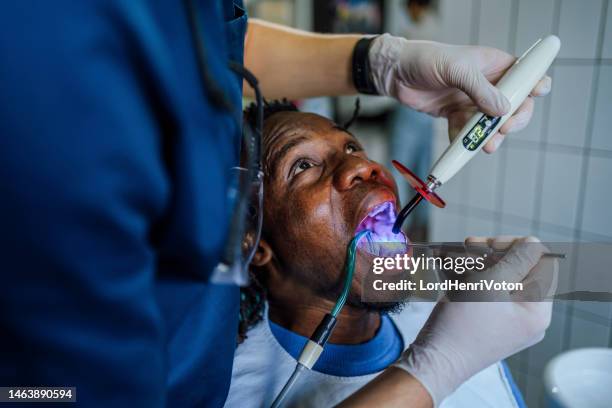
left=336, top=367, right=433, bottom=408
left=243, top=19, right=361, bottom=99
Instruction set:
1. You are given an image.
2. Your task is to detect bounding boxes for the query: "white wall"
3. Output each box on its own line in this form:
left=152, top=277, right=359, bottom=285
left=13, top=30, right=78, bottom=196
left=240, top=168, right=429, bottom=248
left=429, top=1, right=612, bottom=406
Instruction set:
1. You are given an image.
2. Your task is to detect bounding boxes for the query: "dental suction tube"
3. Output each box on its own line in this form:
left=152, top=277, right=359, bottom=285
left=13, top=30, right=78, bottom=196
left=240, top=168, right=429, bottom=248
left=430, top=35, right=561, bottom=186
left=270, top=231, right=370, bottom=408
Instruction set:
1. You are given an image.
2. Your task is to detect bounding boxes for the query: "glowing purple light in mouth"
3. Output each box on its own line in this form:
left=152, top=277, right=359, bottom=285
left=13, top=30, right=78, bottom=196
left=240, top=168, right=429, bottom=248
left=355, top=201, right=409, bottom=257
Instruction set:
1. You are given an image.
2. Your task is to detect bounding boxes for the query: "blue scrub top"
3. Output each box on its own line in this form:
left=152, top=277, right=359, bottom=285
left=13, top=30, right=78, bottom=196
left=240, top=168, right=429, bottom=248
left=0, top=1, right=246, bottom=406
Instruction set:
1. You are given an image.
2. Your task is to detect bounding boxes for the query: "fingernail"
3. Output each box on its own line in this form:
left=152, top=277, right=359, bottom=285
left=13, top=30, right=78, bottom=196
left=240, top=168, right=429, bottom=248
left=513, top=110, right=530, bottom=129
left=492, top=135, right=503, bottom=150
left=541, top=78, right=551, bottom=94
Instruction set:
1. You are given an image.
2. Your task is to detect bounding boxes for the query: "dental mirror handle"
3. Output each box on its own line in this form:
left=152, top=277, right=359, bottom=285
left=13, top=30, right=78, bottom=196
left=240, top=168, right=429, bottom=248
left=410, top=242, right=565, bottom=259
left=429, top=35, right=561, bottom=186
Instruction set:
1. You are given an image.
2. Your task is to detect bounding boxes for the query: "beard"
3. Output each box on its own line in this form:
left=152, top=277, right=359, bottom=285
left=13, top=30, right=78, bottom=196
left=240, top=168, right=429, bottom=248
left=345, top=291, right=406, bottom=314
left=289, top=251, right=407, bottom=315
left=311, top=277, right=406, bottom=315
left=278, top=226, right=408, bottom=315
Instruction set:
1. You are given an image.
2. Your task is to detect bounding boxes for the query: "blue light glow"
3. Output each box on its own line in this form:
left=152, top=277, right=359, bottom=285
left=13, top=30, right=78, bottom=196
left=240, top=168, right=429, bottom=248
left=355, top=202, right=409, bottom=256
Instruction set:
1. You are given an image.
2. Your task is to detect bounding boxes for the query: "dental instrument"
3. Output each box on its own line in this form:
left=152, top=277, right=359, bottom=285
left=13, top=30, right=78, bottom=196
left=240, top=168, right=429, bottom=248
left=410, top=242, right=566, bottom=259
left=392, top=35, right=561, bottom=233
left=270, top=230, right=370, bottom=408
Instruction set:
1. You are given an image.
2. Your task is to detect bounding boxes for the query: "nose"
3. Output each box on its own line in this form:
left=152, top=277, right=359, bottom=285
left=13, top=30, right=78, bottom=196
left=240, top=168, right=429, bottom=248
left=334, top=156, right=384, bottom=191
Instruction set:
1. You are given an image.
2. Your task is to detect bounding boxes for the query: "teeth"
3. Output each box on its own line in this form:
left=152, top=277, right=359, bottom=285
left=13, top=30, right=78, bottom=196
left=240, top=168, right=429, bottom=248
left=366, top=232, right=375, bottom=254
left=356, top=201, right=409, bottom=257
left=370, top=203, right=386, bottom=217
left=371, top=201, right=392, bottom=217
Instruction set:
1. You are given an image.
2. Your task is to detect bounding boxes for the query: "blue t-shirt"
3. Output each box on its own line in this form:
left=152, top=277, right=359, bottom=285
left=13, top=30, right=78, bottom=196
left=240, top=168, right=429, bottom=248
left=0, top=1, right=246, bottom=406
left=270, top=314, right=404, bottom=376
left=270, top=314, right=525, bottom=406
left=269, top=315, right=525, bottom=406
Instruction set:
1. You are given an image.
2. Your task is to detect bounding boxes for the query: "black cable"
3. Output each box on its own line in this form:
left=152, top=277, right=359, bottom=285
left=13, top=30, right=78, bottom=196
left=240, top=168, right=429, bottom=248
left=229, top=61, right=263, bottom=177
left=184, top=0, right=264, bottom=275
left=342, top=98, right=361, bottom=130
left=184, top=0, right=235, bottom=112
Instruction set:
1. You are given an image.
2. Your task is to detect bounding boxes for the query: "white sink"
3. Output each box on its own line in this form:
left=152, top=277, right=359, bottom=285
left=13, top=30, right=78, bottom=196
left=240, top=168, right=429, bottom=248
left=544, top=348, right=612, bottom=408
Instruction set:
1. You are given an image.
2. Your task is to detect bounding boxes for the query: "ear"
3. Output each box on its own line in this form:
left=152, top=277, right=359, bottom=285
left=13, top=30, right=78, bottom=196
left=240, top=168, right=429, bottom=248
left=251, top=238, right=273, bottom=267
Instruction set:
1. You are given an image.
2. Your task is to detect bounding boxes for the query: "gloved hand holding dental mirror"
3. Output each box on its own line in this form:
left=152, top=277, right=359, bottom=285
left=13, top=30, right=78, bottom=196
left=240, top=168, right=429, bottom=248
left=337, top=236, right=559, bottom=408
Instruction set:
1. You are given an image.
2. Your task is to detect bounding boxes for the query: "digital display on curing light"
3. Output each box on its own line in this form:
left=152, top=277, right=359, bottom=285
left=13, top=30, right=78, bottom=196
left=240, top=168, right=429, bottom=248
left=462, top=114, right=501, bottom=151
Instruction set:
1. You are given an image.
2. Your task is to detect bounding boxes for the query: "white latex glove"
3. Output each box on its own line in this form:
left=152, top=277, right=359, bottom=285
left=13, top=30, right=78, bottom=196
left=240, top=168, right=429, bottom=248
left=393, top=236, right=558, bottom=407
left=368, top=34, right=552, bottom=153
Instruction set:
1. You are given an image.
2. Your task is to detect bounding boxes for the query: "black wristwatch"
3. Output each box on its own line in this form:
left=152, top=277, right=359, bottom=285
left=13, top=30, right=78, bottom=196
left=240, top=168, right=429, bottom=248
left=352, top=36, right=379, bottom=95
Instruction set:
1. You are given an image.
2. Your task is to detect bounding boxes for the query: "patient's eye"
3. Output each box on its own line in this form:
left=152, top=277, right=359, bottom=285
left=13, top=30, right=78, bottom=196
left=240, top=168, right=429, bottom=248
left=345, top=142, right=361, bottom=154
left=290, top=158, right=316, bottom=177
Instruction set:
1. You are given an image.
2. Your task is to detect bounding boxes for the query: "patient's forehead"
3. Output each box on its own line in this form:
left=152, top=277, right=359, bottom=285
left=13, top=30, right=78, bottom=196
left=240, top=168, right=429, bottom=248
left=262, top=111, right=353, bottom=170
left=263, top=111, right=336, bottom=145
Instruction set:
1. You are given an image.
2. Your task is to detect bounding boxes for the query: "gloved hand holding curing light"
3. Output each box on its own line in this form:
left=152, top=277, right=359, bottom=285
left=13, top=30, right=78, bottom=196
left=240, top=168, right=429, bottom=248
left=366, top=35, right=552, bottom=153
left=392, top=236, right=558, bottom=407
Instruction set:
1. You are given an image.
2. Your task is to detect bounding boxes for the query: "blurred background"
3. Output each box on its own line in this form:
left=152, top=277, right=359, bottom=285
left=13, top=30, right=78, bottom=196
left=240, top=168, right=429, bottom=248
left=245, top=0, right=611, bottom=406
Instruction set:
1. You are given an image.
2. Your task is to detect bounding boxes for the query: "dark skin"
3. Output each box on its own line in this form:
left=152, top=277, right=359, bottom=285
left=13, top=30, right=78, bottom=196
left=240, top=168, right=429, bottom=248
left=251, top=111, right=401, bottom=344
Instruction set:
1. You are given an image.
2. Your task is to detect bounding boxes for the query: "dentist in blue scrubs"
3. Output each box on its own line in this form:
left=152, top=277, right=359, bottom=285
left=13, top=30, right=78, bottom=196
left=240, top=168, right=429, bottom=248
left=0, top=0, right=551, bottom=406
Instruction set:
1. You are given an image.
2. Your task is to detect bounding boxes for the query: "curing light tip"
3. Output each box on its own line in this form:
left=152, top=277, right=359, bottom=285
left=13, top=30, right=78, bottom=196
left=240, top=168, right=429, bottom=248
left=392, top=193, right=424, bottom=234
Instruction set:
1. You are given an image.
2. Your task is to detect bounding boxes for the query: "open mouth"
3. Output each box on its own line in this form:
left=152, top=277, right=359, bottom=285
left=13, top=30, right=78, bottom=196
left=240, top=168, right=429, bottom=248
left=355, top=201, right=409, bottom=257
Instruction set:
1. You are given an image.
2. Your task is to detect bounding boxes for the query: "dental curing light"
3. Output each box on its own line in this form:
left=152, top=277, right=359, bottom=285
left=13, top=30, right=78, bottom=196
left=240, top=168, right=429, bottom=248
left=392, top=35, right=561, bottom=233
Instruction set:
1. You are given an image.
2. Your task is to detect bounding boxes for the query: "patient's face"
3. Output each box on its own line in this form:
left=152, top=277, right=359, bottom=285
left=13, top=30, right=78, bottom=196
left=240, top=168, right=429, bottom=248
left=261, top=111, right=405, bottom=307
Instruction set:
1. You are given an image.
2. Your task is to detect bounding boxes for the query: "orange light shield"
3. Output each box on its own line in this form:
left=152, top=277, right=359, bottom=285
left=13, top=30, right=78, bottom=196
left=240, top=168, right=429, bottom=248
left=392, top=160, right=446, bottom=208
